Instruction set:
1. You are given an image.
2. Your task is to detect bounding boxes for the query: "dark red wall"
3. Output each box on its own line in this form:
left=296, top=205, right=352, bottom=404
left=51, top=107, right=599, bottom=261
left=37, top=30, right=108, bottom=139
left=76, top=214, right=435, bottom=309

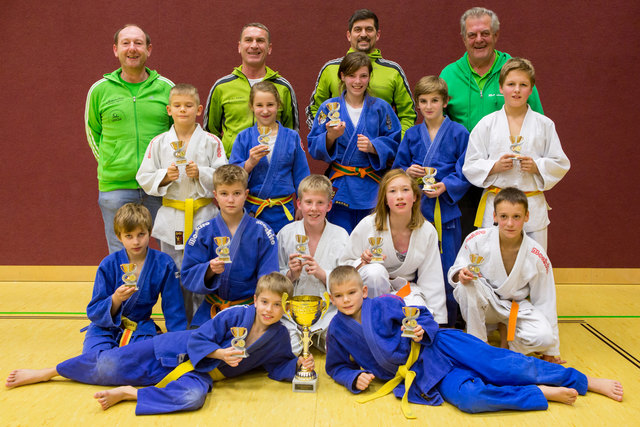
left=1, top=1, right=638, bottom=267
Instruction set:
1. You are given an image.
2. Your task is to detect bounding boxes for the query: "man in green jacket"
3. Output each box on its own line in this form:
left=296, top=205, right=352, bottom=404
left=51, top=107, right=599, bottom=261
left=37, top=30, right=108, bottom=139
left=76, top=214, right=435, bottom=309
left=440, top=7, right=543, bottom=132
left=85, top=25, right=173, bottom=253
left=305, top=9, right=415, bottom=136
left=439, top=7, right=545, bottom=298
left=203, top=23, right=299, bottom=157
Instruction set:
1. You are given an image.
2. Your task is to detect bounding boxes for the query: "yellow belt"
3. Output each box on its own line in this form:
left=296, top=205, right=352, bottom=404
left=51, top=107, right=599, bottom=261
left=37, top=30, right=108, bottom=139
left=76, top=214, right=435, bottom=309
left=433, top=197, right=442, bottom=254
left=155, top=360, right=225, bottom=388
left=356, top=340, right=420, bottom=419
left=118, top=316, right=138, bottom=347
left=474, top=186, right=543, bottom=227
left=246, top=194, right=294, bottom=221
left=162, top=197, right=213, bottom=241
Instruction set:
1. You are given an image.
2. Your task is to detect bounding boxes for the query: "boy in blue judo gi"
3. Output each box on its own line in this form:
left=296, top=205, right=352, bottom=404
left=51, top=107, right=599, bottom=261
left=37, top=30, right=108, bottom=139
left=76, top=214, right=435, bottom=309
left=83, top=203, right=187, bottom=353
left=325, top=266, right=623, bottom=418
left=392, top=76, right=471, bottom=327
left=181, top=164, right=279, bottom=327
left=6, top=273, right=314, bottom=415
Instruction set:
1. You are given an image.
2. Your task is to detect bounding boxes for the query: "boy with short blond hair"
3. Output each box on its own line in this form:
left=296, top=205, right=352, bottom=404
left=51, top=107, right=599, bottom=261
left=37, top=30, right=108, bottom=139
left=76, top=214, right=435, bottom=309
left=181, top=165, right=279, bottom=328
left=277, top=175, right=349, bottom=353
left=448, top=187, right=562, bottom=361
left=393, top=76, right=470, bottom=327
left=6, top=273, right=314, bottom=415
left=83, top=203, right=187, bottom=354
left=325, top=266, right=623, bottom=418
left=463, top=58, right=570, bottom=251
left=137, top=83, right=227, bottom=323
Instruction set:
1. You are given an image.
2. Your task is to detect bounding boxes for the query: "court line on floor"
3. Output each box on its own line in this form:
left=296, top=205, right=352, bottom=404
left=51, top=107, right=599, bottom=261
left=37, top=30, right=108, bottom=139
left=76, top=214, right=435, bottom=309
left=580, top=322, right=640, bottom=370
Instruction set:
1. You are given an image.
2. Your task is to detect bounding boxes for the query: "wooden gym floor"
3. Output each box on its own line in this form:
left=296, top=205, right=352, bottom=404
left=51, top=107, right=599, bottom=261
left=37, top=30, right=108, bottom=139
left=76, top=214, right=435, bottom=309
left=1, top=267, right=639, bottom=426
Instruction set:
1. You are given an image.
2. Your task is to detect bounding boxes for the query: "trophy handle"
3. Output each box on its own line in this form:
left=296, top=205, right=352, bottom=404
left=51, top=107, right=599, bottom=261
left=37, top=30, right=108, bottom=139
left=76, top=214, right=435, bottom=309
left=281, top=292, right=290, bottom=317
left=319, top=292, right=331, bottom=319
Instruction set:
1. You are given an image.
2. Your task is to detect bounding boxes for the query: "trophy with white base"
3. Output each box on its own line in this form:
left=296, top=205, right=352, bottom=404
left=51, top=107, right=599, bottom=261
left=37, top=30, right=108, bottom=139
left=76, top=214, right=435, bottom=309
left=282, top=292, right=330, bottom=392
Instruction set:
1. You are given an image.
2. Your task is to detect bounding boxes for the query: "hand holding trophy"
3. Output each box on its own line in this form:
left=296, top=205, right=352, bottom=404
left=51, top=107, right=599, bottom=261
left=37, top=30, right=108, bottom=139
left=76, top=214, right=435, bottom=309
left=282, top=292, right=330, bottom=392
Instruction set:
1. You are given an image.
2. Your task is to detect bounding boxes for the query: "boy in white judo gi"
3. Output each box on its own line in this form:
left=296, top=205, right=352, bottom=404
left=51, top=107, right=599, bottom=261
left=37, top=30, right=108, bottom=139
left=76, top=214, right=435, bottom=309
left=277, top=175, right=349, bottom=353
left=137, top=83, right=227, bottom=322
left=449, top=187, right=562, bottom=362
left=462, top=58, right=570, bottom=251
left=326, top=266, right=622, bottom=418
left=6, top=273, right=314, bottom=415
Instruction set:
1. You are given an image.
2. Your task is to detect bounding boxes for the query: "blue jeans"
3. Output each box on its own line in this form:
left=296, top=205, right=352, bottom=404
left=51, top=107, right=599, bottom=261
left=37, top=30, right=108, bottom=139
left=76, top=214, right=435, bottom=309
left=98, top=189, right=162, bottom=253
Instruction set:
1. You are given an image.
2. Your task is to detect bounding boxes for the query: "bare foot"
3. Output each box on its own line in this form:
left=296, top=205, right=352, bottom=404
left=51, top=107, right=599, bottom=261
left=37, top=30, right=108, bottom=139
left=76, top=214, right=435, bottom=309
left=538, top=385, right=578, bottom=405
left=94, top=386, right=138, bottom=410
left=5, top=368, right=58, bottom=389
left=587, top=377, right=624, bottom=402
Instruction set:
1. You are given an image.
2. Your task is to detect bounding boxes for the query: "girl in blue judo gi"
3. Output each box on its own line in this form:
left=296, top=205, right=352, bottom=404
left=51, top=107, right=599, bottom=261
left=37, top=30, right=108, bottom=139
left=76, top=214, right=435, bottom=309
left=6, top=273, right=314, bottom=415
left=230, top=81, right=310, bottom=234
left=308, top=52, right=401, bottom=233
left=325, top=266, right=623, bottom=418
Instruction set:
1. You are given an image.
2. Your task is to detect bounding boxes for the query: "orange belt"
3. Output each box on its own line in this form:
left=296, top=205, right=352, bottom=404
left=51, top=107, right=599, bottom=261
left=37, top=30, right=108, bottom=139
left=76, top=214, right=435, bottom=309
left=118, top=316, right=138, bottom=347
left=205, top=294, right=254, bottom=318
left=246, top=194, right=294, bottom=221
left=507, top=301, right=519, bottom=341
left=474, top=186, right=543, bottom=227
left=330, top=163, right=382, bottom=184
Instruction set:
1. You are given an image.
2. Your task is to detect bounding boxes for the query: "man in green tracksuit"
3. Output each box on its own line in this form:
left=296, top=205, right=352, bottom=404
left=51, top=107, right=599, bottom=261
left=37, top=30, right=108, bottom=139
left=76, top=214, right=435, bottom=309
left=203, top=23, right=299, bottom=157
left=439, top=7, right=544, bottom=308
left=85, top=25, right=173, bottom=253
left=305, top=9, right=415, bottom=136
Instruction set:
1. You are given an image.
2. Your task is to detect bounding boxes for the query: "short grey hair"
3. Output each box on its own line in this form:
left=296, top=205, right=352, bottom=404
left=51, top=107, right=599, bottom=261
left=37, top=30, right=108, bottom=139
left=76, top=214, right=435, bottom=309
left=460, top=7, right=500, bottom=37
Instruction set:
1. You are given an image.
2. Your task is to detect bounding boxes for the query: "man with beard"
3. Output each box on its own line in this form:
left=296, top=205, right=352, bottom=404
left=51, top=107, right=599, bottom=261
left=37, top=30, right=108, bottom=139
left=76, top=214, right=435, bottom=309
left=306, top=9, right=415, bottom=136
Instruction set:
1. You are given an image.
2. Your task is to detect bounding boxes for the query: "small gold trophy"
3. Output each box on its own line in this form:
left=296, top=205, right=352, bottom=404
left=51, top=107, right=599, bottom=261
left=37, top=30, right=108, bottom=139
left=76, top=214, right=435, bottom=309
left=257, top=125, right=272, bottom=148
left=326, top=102, right=341, bottom=127
left=368, top=237, right=384, bottom=263
left=170, top=140, right=188, bottom=167
left=468, top=253, right=485, bottom=280
left=509, top=136, right=524, bottom=166
left=401, top=306, right=420, bottom=338
left=120, top=263, right=138, bottom=290
left=295, top=234, right=309, bottom=260
left=282, top=292, right=330, bottom=393
left=421, top=167, right=438, bottom=192
left=214, top=236, right=232, bottom=263
left=230, top=326, right=249, bottom=358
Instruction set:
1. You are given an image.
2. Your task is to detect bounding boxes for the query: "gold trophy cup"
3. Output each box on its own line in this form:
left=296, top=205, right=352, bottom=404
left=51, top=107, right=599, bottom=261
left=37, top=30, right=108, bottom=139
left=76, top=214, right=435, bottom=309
left=368, top=237, right=384, bottom=263
left=230, top=326, right=249, bottom=358
left=282, top=292, right=330, bottom=392
left=326, top=102, right=341, bottom=127
left=421, top=167, right=438, bottom=192
left=120, top=263, right=138, bottom=290
left=214, top=236, right=232, bottom=263
left=257, top=125, right=272, bottom=148
left=509, top=136, right=524, bottom=166
left=401, top=306, right=420, bottom=338
left=468, top=253, right=485, bottom=279
left=170, top=140, right=188, bottom=167
left=295, top=234, right=309, bottom=260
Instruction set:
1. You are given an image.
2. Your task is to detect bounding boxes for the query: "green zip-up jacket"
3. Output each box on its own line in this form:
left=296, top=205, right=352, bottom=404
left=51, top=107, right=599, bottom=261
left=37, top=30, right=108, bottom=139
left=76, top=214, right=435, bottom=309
left=203, top=65, right=299, bottom=157
left=306, top=48, right=416, bottom=136
left=85, top=68, right=173, bottom=192
left=440, top=50, right=543, bottom=132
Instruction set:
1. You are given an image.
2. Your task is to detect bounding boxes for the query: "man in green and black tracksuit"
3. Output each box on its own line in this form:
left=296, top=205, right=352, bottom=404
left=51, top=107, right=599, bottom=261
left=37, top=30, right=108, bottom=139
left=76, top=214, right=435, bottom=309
left=305, top=9, right=415, bottom=137
left=203, top=23, right=298, bottom=157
